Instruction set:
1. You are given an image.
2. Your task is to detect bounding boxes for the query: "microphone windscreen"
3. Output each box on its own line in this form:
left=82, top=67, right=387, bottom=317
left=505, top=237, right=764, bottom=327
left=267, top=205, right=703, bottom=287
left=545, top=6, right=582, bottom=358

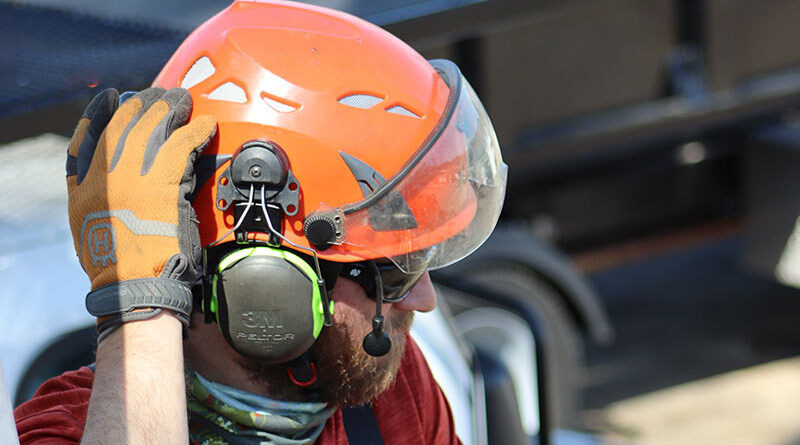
left=362, top=330, right=392, bottom=357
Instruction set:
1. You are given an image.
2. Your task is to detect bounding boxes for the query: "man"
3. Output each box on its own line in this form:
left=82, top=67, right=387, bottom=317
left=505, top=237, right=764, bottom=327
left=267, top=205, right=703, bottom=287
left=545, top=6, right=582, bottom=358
left=13, top=1, right=507, bottom=443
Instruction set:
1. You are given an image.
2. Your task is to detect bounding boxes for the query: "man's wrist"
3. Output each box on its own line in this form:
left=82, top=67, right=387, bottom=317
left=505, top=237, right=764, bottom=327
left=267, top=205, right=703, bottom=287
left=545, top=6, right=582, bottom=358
left=96, top=307, right=188, bottom=343
left=86, top=308, right=188, bottom=444
left=95, top=308, right=185, bottom=348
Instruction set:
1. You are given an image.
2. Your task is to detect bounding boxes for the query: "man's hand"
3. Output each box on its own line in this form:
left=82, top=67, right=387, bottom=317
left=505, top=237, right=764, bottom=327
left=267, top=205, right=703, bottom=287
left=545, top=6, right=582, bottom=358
left=66, top=88, right=215, bottom=444
left=66, top=87, right=216, bottom=337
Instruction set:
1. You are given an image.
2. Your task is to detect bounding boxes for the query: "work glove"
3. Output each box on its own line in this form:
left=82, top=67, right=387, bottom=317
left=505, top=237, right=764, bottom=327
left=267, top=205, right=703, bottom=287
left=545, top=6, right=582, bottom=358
left=66, top=87, right=216, bottom=341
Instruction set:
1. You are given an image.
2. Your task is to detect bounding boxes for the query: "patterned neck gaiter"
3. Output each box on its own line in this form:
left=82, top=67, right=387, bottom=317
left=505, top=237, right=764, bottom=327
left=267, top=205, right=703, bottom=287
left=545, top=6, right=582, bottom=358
left=186, top=367, right=336, bottom=445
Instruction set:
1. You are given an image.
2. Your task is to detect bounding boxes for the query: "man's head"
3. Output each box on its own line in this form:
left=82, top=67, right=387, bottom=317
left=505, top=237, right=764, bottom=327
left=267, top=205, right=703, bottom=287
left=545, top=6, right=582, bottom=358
left=160, top=0, right=505, bottom=399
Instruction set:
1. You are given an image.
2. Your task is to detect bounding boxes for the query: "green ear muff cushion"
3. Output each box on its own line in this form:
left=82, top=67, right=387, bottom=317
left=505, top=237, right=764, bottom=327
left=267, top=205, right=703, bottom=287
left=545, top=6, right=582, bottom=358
left=213, top=246, right=327, bottom=363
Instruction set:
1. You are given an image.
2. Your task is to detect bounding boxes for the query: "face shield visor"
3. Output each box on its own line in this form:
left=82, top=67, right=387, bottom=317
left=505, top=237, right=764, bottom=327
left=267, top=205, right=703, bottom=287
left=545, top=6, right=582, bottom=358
left=318, top=60, right=507, bottom=274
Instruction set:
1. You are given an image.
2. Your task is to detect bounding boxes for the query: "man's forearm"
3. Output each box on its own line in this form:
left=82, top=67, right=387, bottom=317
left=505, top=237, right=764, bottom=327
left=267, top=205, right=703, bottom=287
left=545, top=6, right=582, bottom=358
left=81, top=311, right=187, bottom=444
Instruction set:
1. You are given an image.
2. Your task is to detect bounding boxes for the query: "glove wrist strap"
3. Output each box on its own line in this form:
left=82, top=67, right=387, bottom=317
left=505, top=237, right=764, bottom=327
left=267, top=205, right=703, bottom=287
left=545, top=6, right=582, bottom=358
left=86, top=278, right=193, bottom=342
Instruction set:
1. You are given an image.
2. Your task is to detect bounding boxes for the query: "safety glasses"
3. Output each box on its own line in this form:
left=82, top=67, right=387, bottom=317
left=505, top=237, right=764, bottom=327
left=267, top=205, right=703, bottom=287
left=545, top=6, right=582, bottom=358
left=339, top=260, right=425, bottom=303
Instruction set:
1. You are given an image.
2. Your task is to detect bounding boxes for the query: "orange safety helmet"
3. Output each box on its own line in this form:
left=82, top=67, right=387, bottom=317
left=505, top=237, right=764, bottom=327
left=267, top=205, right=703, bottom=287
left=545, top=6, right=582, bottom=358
left=154, top=0, right=507, bottom=273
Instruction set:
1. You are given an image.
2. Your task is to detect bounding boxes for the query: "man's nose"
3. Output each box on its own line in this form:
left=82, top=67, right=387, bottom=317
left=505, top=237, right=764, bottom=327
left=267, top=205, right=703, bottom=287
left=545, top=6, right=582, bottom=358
left=393, top=271, right=436, bottom=313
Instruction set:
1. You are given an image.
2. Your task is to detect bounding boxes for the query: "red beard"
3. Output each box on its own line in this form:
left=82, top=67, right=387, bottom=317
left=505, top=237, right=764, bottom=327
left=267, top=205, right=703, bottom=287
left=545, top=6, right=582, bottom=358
left=239, top=311, right=414, bottom=406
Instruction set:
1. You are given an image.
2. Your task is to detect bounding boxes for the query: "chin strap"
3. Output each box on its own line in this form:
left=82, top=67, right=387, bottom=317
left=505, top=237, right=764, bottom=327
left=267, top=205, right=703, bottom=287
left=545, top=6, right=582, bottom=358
left=286, top=353, right=318, bottom=387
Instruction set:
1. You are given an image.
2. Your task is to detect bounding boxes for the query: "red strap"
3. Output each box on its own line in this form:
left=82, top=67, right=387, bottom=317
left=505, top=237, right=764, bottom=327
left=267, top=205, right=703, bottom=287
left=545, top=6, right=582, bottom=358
left=286, top=362, right=317, bottom=387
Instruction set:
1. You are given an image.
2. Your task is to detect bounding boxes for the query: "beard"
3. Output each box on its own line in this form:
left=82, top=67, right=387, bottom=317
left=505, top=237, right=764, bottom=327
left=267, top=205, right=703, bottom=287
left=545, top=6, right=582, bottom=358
left=238, top=310, right=415, bottom=406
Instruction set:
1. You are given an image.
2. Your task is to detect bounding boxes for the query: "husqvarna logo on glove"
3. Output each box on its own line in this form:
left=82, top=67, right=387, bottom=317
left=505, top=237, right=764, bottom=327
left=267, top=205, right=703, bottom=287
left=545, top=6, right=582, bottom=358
left=78, top=209, right=179, bottom=269
left=87, top=223, right=117, bottom=267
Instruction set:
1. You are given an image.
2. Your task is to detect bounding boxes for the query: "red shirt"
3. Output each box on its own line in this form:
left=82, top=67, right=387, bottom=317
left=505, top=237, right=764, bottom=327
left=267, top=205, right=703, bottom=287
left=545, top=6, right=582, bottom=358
left=14, top=338, right=462, bottom=445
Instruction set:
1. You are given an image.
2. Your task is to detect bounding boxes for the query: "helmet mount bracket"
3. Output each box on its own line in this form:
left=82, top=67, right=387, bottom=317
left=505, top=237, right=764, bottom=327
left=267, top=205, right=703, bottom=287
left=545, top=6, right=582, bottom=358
left=215, top=140, right=300, bottom=243
left=233, top=202, right=283, bottom=245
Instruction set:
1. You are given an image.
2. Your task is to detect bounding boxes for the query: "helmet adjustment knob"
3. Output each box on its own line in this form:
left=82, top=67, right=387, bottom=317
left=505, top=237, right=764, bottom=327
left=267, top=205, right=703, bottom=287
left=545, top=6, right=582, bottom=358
left=304, top=214, right=338, bottom=250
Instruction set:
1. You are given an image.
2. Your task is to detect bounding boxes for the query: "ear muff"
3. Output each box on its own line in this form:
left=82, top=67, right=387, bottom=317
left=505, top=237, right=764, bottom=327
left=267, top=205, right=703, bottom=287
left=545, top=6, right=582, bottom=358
left=208, top=246, right=334, bottom=363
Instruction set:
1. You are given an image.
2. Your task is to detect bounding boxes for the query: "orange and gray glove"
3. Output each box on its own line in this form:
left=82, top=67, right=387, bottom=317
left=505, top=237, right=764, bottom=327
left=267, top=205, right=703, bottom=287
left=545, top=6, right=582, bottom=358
left=66, top=87, right=216, bottom=341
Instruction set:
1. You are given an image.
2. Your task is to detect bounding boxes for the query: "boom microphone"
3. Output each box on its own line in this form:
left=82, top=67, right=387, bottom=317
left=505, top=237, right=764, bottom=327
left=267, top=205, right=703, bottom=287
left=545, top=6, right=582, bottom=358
left=363, top=316, right=391, bottom=357
left=363, top=261, right=391, bottom=357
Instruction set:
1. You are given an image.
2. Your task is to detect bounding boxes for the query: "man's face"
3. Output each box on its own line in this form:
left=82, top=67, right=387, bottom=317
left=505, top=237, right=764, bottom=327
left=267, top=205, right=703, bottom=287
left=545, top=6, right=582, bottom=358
left=238, top=271, right=436, bottom=406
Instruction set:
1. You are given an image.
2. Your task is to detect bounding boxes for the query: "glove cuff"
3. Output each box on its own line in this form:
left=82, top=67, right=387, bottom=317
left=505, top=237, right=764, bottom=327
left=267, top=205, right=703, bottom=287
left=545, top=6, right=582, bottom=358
left=86, top=278, right=193, bottom=341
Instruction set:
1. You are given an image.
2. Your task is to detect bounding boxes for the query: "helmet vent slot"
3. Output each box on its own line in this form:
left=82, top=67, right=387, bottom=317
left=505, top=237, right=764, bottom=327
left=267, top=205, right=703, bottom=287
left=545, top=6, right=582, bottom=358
left=261, top=93, right=299, bottom=113
left=338, top=94, right=383, bottom=109
left=181, top=56, right=215, bottom=89
left=208, top=82, right=248, bottom=103
left=385, top=105, right=421, bottom=118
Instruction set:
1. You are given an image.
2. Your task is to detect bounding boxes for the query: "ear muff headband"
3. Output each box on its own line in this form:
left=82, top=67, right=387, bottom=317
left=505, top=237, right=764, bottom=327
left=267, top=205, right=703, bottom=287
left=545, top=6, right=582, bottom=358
left=210, top=245, right=334, bottom=362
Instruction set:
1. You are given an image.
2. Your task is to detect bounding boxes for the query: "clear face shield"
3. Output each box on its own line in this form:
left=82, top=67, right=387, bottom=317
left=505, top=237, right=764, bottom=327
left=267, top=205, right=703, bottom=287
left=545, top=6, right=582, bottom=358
left=319, top=60, right=507, bottom=274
